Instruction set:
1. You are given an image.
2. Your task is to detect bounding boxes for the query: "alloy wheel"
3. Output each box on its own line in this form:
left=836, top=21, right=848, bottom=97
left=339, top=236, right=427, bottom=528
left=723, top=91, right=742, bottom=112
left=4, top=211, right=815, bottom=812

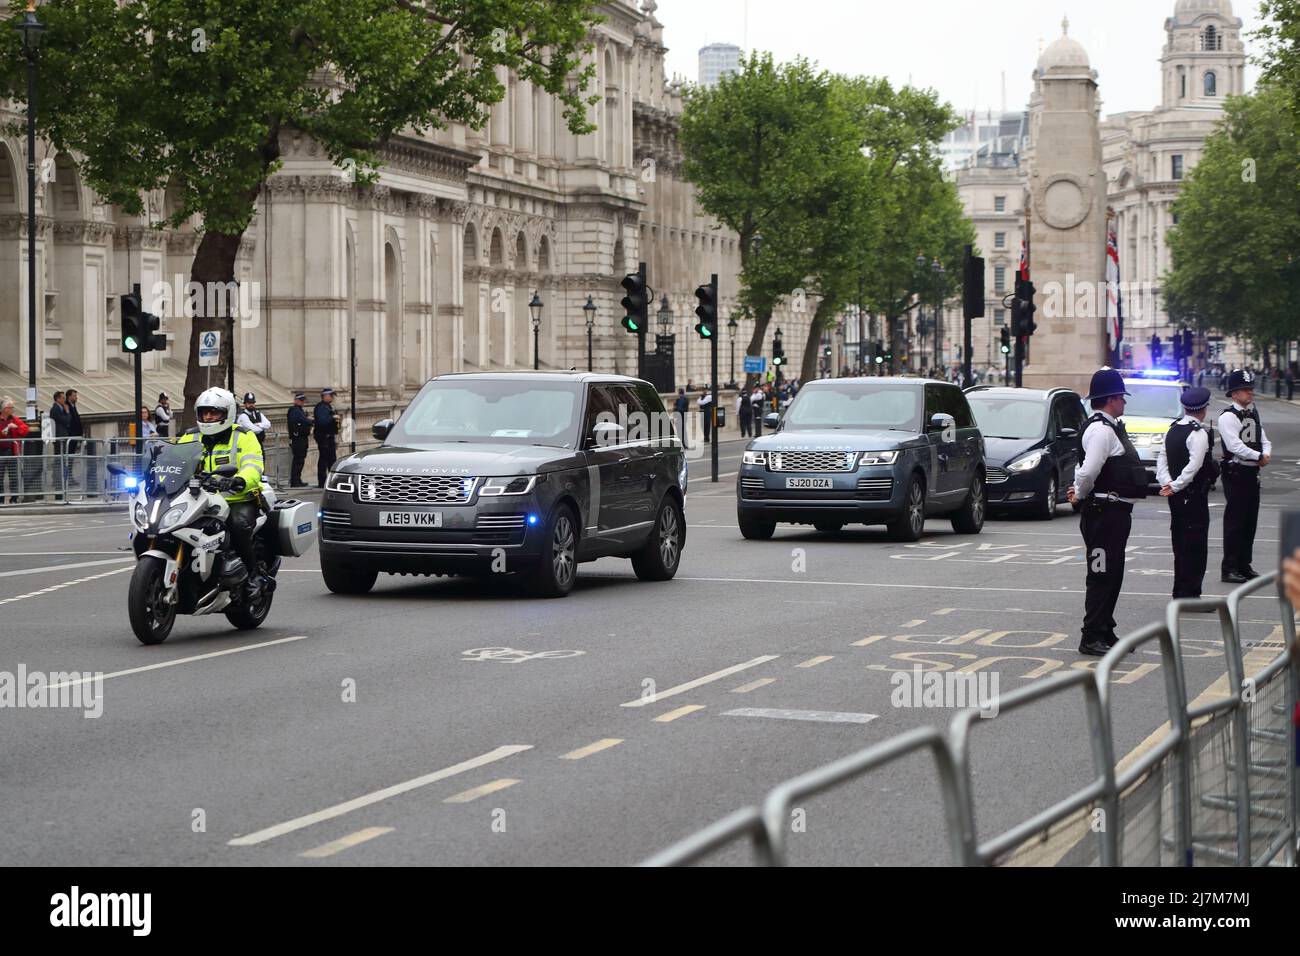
left=552, top=514, right=576, bottom=587
left=658, top=505, right=680, bottom=569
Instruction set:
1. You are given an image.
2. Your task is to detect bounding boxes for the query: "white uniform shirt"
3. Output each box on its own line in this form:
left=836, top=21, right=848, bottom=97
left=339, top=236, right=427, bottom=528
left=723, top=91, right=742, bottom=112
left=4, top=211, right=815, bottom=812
left=1217, top=403, right=1271, bottom=466
left=1155, top=415, right=1210, bottom=493
left=1071, top=411, right=1135, bottom=502
left=237, top=409, right=272, bottom=439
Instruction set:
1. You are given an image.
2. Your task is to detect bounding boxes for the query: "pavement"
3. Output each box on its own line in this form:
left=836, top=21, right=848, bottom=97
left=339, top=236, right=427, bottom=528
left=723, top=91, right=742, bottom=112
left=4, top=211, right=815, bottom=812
left=0, top=398, right=1297, bottom=866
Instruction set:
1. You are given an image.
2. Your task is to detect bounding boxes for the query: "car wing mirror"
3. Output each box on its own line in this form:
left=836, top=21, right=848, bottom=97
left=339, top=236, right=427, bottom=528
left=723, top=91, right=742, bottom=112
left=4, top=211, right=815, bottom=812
left=372, top=419, right=394, bottom=441
left=762, top=412, right=781, bottom=431
left=928, top=413, right=955, bottom=432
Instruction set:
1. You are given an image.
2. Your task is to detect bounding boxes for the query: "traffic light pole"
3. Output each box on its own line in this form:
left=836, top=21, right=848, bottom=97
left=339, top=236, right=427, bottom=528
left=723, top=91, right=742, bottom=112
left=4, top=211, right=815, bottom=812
left=132, top=286, right=143, bottom=458
left=709, top=274, right=719, bottom=484
left=636, top=262, right=646, bottom=380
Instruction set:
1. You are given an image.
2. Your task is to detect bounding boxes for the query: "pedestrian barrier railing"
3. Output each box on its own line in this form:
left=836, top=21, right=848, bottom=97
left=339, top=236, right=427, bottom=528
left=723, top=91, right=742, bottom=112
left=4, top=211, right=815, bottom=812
left=642, top=573, right=1297, bottom=867
left=0, top=435, right=383, bottom=506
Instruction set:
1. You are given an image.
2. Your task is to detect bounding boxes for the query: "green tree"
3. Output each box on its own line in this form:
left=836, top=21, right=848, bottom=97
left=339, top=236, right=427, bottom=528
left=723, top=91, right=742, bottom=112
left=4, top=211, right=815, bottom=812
left=0, top=0, right=600, bottom=422
left=1165, top=86, right=1300, bottom=357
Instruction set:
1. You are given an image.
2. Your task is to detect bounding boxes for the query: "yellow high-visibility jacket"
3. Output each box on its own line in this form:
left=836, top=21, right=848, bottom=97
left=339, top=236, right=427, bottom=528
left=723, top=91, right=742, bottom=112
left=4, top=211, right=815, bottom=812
left=178, top=425, right=264, bottom=503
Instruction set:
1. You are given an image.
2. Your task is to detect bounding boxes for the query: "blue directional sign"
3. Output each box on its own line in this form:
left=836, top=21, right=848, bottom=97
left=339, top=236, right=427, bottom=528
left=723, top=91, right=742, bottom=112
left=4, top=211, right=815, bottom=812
left=743, top=355, right=767, bottom=374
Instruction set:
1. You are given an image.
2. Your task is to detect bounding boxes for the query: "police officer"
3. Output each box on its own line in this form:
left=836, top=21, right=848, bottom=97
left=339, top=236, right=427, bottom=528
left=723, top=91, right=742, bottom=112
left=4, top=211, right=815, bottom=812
left=179, top=388, right=268, bottom=600
left=286, top=392, right=311, bottom=488
left=1218, top=369, right=1272, bottom=583
left=1067, top=369, right=1149, bottom=656
left=1156, top=386, right=1219, bottom=601
left=313, top=387, right=339, bottom=488
left=236, top=392, right=273, bottom=453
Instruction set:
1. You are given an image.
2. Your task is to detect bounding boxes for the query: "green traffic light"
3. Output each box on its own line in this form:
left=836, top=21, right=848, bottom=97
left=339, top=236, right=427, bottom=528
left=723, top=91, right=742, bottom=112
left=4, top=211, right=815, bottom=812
left=123, top=336, right=138, bottom=351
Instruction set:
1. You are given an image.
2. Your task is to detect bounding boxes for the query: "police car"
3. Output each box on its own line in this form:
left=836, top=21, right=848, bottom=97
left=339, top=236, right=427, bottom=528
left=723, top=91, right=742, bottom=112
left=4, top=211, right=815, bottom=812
left=1115, top=371, right=1186, bottom=487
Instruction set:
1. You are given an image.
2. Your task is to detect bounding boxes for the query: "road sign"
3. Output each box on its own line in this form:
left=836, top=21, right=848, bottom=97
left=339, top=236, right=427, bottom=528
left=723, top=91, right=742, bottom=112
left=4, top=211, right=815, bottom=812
left=743, top=355, right=766, bottom=374
left=199, top=330, right=221, bottom=367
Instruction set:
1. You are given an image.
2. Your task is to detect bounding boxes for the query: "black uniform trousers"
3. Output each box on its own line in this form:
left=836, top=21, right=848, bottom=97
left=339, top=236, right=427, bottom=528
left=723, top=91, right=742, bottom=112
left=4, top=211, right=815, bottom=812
left=1081, top=498, right=1132, bottom=647
left=289, top=436, right=309, bottom=484
left=316, top=436, right=337, bottom=487
left=1168, top=487, right=1210, bottom=599
left=227, top=500, right=261, bottom=578
left=1220, top=465, right=1261, bottom=575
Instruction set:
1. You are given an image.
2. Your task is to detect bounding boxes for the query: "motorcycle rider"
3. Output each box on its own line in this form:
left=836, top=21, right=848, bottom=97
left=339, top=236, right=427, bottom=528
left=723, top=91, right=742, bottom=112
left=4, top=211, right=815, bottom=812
left=179, top=387, right=268, bottom=599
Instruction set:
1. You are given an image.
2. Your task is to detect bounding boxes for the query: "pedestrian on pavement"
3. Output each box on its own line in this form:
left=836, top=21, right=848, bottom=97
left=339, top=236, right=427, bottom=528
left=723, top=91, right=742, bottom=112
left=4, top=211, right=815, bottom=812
left=313, top=388, right=339, bottom=487
left=1287, top=365, right=1295, bottom=401
left=154, top=392, right=172, bottom=438
left=49, top=390, right=70, bottom=492
left=673, top=388, right=688, bottom=444
left=699, top=386, right=714, bottom=444
left=287, top=392, right=311, bottom=487
left=139, top=405, right=158, bottom=442
left=1067, top=368, right=1149, bottom=656
left=1156, top=387, right=1218, bottom=601
left=237, top=392, right=273, bottom=454
left=737, top=388, right=752, bottom=438
left=64, top=389, right=83, bottom=486
left=1218, top=369, right=1272, bottom=583
left=0, top=396, right=29, bottom=504
left=751, top=387, right=765, bottom=437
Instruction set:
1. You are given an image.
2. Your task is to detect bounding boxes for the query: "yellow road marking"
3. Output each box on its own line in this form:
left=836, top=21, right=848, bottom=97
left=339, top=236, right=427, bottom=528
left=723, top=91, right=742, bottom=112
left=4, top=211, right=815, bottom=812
left=654, top=704, right=705, bottom=723
left=732, top=678, right=776, bottom=693
left=443, top=778, right=520, bottom=803
left=299, top=826, right=393, bottom=859
left=796, top=655, right=834, bottom=668
left=560, top=739, right=624, bottom=761
left=852, top=635, right=888, bottom=647
left=901, top=620, right=926, bottom=629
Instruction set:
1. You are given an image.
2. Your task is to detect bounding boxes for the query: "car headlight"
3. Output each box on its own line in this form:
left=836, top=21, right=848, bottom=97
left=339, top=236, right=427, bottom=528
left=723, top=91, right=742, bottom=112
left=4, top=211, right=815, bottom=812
left=159, top=504, right=189, bottom=532
left=743, top=451, right=768, bottom=466
left=857, top=450, right=898, bottom=466
left=324, top=471, right=355, bottom=493
left=1008, top=451, right=1043, bottom=472
left=479, top=475, right=539, bottom=497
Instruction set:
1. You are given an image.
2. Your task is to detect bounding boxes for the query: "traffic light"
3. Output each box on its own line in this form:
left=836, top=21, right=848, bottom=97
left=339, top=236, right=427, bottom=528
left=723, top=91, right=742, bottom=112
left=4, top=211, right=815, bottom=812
left=1012, top=278, right=1037, bottom=337
left=1000, top=327, right=1011, bottom=355
left=963, top=246, right=985, bottom=320
left=1182, top=329, right=1194, bottom=358
left=823, top=345, right=832, bottom=358
left=771, top=330, right=786, bottom=367
left=120, top=292, right=165, bottom=353
left=693, top=280, right=717, bottom=340
left=620, top=267, right=648, bottom=335
left=1151, top=334, right=1162, bottom=363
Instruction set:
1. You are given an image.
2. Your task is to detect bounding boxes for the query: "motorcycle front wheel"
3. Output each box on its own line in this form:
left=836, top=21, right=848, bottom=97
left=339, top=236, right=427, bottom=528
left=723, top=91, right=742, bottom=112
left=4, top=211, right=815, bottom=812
left=128, top=557, right=177, bottom=645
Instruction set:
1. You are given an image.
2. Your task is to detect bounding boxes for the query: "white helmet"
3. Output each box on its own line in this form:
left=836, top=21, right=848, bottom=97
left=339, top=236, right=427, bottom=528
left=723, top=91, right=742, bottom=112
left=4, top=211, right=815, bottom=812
left=195, top=387, right=237, bottom=436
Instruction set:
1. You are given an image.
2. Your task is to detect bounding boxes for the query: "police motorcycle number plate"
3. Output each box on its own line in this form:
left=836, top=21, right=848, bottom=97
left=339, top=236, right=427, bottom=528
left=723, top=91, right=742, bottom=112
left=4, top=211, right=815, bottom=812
left=785, top=477, right=833, bottom=489
left=379, top=511, right=443, bottom=528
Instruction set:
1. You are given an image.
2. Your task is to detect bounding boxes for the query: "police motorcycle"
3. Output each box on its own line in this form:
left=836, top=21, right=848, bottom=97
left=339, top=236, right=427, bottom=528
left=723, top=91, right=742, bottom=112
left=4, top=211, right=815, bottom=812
left=108, top=442, right=316, bottom=645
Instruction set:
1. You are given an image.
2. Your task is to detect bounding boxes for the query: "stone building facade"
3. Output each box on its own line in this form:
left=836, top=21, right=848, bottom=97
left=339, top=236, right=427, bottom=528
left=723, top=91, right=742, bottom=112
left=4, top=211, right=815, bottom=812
left=0, top=0, right=811, bottom=416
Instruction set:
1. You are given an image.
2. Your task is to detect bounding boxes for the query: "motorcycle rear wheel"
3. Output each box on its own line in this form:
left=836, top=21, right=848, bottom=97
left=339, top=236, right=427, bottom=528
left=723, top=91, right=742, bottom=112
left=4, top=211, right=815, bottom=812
left=225, top=585, right=274, bottom=630
left=128, top=557, right=177, bottom=645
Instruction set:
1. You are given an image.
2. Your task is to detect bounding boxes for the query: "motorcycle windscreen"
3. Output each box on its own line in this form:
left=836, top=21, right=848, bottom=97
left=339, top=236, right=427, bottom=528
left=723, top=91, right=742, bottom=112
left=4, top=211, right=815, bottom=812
left=145, top=442, right=206, bottom=497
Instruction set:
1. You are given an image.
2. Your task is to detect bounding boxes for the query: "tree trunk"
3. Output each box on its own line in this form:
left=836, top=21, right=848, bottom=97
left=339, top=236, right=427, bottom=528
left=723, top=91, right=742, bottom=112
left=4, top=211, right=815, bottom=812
left=799, top=299, right=836, bottom=383
left=744, top=309, right=773, bottom=389
left=179, top=230, right=249, bottom=431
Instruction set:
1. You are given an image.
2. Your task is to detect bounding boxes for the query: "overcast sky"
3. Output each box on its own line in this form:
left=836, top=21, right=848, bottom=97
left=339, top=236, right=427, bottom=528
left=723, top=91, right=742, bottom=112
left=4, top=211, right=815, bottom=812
left=652, top=0, right=1269, bottom=119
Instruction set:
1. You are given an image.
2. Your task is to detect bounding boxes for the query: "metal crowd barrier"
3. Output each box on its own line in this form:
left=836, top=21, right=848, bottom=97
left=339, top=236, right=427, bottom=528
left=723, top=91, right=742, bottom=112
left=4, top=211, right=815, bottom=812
left=643, top=573, right=1298, bottom=867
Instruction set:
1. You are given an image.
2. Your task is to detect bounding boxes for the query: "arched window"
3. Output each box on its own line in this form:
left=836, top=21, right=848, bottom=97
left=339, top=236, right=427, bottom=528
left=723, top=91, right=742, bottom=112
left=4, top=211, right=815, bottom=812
left=489, top=228, right=504, bottom=267
left=515, top=232, right=528, bottom=270
left=1179, top=68, right=1186, bottom=99
left=537, top=236, right=551, bottom=272
left=1204, top=71, right=1217, bottom=97
left=463, top=223, right=478, bottom=265
left=1202, top=25, right=1220, bottom=51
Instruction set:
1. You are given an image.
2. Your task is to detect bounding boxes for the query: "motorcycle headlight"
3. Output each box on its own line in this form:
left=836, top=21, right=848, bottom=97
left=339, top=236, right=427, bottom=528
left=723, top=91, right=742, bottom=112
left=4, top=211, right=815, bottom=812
left=324, top=471, right=355, bottom=493
left=1008, top=451, right=1044, bottom=472
left=479, top=475, right=539, bottom=497
left=857, top=450, right=898, bottom=466
left=159, top=503, right=189, bottom=532
left=743, top=451, right=767, bottom=466
left=132, top=502, right=148, bottom=530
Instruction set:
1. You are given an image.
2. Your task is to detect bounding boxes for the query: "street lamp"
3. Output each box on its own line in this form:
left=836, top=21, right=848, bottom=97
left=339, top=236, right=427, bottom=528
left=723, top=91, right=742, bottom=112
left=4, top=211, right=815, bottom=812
left=656, top=294, right=674, bottom=334
left=16, top=1, right=45, bottom=423
left=582, top=294, right=596, bottom=372
left=932, top=259, right=945, bottom=373
left=528, top=291, right=543, bottom=370
left=726, top=314, right=738, bottom=388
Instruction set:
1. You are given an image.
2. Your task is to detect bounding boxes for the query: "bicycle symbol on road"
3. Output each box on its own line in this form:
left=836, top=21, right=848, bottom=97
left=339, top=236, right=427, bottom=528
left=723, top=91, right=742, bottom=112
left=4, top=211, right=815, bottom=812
left=461, top=647, right=585, bottom=664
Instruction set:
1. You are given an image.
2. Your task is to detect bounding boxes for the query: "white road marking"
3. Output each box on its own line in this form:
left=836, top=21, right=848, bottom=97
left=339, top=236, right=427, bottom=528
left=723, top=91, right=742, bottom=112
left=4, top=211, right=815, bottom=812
left=46, top=636, right=312, bottom=690
left=933, top=608, right=956, bottom=615
left=228, top=745, right=533, bottom=846
left=723, top=708, right=878, bottom=724
left=796, top=655, right=834, bottom=668
left=731, top=678, right=775, bottom=693
left=443, top=778, right=520, bottom=803
left=620, top=655, right=780, bottom=708
left=0, top=566, right=132, bottom=607
left=0, top=556, right=134, bottom=578
left=654, top=704, right=705, bottom=723
left=300, top=826, right=394, bottom=859
left=900, top=619, right=925, bottom=628
left=662, top=576, right=1279, bottom=601
left=560, top=738, right=624, bottom=760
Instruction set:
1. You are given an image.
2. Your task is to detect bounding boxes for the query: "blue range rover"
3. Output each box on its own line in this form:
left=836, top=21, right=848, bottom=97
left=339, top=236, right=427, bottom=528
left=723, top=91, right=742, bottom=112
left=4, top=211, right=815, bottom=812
left=736, top=378, right=986, bottom=541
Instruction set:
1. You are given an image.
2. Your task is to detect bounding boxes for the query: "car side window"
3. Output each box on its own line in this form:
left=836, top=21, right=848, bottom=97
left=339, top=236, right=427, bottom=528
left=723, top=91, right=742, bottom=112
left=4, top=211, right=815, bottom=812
left=946, top=388, right=976, bottom=428
left=632, top=383, right=675, bottom=444
left=1066, top=397, right=1087, bottom=432
left=582, top=386, right=619, bottom=447
left=924, top=385, right=943, bottom=424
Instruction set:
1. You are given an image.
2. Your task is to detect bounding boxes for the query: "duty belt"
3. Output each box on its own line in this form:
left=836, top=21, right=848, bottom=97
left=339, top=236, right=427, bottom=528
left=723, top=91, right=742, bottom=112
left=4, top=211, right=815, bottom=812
left=1092, top=492, right=1131, bottom=503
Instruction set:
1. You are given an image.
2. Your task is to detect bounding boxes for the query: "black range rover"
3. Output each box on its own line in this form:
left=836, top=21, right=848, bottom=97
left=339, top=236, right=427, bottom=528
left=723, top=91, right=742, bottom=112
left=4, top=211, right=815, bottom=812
left=319, top=372, right=687, bottom=597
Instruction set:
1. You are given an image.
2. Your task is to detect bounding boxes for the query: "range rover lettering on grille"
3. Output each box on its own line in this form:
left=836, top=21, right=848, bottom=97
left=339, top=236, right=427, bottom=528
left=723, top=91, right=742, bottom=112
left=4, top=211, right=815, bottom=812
left=356, top=474, right=477, bottom=504
left=770, top=451, right=855, bottom=472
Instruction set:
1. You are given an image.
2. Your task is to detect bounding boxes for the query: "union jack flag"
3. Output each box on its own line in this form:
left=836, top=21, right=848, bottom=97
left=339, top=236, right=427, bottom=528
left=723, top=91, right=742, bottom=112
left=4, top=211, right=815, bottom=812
left=1105, top=219, right=1123, bottom=351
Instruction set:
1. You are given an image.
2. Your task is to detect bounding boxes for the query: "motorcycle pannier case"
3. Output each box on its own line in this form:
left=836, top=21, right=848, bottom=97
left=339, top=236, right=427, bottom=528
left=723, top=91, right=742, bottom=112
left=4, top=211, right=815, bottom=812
left=272, top=499, right=318, bottom=557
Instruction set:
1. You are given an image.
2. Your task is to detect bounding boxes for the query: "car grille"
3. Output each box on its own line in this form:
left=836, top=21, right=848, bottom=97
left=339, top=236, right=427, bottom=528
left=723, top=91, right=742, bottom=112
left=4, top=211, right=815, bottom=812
left=855, top=477, right=893, bottom=501
left=740, top=477, right=765, bottom=499
left=473, top=513, right=528, bottom=545
left=986, top=468, right=1010, bottom=484
left=769, top=451, right=855, bottom=473
left=320, top=510, right=352, bottom=527
left=355, top=474, right=476, bottom=505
